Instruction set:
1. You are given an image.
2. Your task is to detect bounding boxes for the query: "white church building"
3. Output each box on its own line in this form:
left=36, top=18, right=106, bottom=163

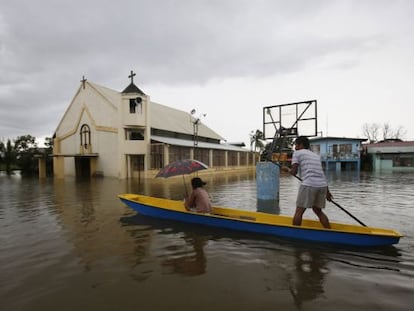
left=52, top=72, right=254, bottom=179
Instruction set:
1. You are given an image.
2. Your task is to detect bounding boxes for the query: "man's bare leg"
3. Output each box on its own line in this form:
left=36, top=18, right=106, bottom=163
left=292, top=207, right=306, bottom=226
left=312, top=207, right=331, bottom=229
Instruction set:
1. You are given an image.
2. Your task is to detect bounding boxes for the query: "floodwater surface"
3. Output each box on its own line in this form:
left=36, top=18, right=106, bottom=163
left=0, top=169, right=413, bottom=310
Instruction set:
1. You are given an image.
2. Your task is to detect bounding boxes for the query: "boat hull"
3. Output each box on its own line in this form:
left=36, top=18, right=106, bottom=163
left=118, top=194, right=402, bottom=247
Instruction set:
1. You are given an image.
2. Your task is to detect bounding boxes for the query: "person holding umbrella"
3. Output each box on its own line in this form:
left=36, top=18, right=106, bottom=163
left=184, top=177, right=212, bottom=213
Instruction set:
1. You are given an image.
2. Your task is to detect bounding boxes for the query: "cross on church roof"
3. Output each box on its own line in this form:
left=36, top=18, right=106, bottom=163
left=122, top=70, right=145, bottom=95
left=80, top=75, right=87, bottom=89
left=128, top=70, right=136, bottom=84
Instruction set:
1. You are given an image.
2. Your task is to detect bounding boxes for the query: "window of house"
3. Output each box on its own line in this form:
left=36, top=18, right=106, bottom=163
left=330, top=143, right=352, bottom=158
left=393, top=155, right=413, bottom=167
left=332, top=144, right=338, bottom=157
left=339, top=144, right=352, bottom=153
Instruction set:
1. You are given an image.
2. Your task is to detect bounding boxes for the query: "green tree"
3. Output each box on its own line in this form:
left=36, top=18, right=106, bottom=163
left=44, top=137, right=54, bottom=152
left=250, top=129, right=265, bottom=152
left=14, top=135, right=39, bottom=176
left=43, top=137, right=54, bottom=176
left=0, top=140, right=4, bottom=170
left=3, top=139, right=15, bottom=174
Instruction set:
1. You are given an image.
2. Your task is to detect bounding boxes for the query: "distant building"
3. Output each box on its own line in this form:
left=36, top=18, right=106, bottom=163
left=309, top=137, right=366, bottom=171
left=52, top=73, right=254, bottom=179
left=365, top=140, right=414, bottom=171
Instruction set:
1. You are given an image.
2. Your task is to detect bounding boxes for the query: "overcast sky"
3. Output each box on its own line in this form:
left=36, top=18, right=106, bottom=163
left=1, top=0, right=413, bottom=147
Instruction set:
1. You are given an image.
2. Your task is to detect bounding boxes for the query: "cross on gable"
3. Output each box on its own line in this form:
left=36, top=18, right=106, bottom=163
left=128, top=70, right=136, bottom=84
left=80, top=75, right=87, bottom=89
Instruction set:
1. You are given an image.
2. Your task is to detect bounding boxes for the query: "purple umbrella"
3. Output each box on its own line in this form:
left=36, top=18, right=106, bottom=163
left=156, top=159, right=209, bottom=196
left=156, top=159, right=208, bottom=178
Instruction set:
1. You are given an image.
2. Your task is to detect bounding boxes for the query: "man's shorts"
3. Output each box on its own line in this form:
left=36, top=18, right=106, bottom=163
left=296, top=185, right=327, bottom=209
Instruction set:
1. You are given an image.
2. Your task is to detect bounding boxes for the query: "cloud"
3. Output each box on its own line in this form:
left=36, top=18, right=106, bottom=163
left=1, top=0, right=414, bottom=142
left=2, top=0, right=378, bottom=84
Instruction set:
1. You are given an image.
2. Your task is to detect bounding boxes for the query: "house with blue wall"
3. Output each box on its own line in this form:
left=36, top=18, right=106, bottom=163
left=309, top=137, right=366, bottom=171
left=366, top=140, right=414, bottom=171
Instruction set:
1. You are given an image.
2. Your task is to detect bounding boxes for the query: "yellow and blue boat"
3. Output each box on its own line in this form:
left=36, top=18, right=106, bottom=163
left=118, top=194, right=402, bottom=247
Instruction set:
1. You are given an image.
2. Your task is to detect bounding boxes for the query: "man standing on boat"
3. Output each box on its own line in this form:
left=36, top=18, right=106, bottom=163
left=290, top=136, right=332, bottom=229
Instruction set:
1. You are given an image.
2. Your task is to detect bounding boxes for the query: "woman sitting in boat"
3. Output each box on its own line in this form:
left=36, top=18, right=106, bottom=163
left=184, top=177, right=212, bottom=213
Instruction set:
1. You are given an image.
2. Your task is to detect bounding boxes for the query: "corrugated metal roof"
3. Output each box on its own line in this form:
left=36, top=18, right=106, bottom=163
left=88, top=81, right=122, bottom=105
left=150, top=102, right=224, bottom=141
left=151, top=135, right=249, bottom=152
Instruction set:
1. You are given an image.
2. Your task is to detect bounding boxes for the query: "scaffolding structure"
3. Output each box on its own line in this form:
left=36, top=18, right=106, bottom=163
left=262, top=100, right=318, bottom=162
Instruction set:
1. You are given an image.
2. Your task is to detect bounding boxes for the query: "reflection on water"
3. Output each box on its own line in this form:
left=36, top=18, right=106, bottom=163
left=160, top=232, right=207, bottom=276
left=120, top=214, right=208, bottom=276
left=289, top=249, right=329, bottom=308
left=1, top=170, right=414, bottom=310
left=257, top=199, right=281, bottom=214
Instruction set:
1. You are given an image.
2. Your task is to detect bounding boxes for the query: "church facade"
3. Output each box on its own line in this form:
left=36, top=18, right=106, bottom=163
left=52, top=73, right=254, bottom=179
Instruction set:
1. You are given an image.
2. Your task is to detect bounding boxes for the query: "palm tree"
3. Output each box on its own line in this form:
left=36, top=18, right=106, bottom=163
left=250, top=129, right=265, bottom=152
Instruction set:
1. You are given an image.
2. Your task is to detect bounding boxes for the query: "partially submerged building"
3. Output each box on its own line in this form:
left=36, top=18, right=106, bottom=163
left=365, top=140, right=414, bottom=171
left=309, top=137, right=366, bottom=171
left=52, top=73, right=254, bottom=179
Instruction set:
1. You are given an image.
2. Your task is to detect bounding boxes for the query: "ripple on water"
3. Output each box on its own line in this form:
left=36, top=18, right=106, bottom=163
left=1, top=172, right=413, bottom=311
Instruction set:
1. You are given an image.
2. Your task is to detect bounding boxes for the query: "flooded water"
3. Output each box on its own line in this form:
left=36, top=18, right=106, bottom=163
left=1, top=169, right=413, bottom=310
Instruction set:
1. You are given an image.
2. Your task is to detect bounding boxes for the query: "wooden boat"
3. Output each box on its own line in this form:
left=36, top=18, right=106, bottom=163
left=118, top=194, right=402, bottom=247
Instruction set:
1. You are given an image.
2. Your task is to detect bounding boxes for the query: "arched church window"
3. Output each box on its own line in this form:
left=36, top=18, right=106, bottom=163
left=80, top=124, right=91, bottom=149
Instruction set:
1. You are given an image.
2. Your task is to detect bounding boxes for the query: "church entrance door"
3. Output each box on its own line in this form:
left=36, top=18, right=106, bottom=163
left=75, top=156, right=91, bottom=178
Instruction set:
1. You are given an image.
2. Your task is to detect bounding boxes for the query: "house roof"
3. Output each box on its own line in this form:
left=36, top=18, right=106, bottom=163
left=365, top=141, right=414, bottom=154
left=366, top=141, right=414, bottom=148
left=364, top=141, right=414, bottom=148
left=121, top=82, right=145, bottom=95
left=150, top=102, right=223, bottom=141
left=151, top=135, right=248, bottom=152
left=309, top=136, right=367, bottom=142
